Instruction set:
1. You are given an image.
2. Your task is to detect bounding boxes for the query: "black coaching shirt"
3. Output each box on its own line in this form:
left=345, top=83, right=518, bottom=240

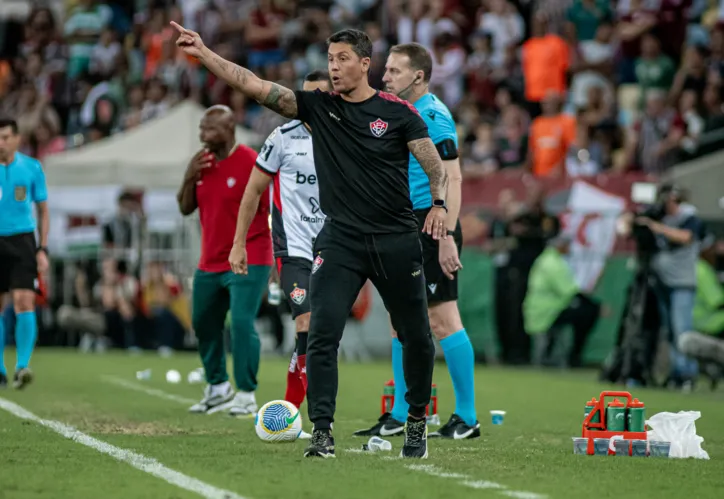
left=294, top=89, right=429, bottom=234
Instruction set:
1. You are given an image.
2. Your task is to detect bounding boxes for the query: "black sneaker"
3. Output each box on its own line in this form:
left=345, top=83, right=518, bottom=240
left=0, top=372, right=7, bottom=389
left=400, top=417, right=428, bottom=458
left=429, top=414, right=481, bottom=440
left=304, top=429, right=335, bottom=459
left=13, top=368, right=33, bottom=390
left=353, top=412, right=405, bottom=437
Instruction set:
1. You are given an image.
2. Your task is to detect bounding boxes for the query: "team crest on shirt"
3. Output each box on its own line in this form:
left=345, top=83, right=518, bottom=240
left=290, top=287, right=307, bottom=305
left=227, top=177, right=236, bottom=188
left=14, top=186, right=27, bottom=201
left=369, top=118, right=388, bottom=137
left=312, top=254, right=324, bottom=274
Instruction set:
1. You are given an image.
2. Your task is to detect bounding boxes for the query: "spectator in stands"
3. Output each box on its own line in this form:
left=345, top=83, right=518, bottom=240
left=56, top=264, right=106, bottom=353
left=479, top=0, right=525, bottom=69
left=626, top=89, right=685, bottom=173
left=89, top=28, right=121, bottom=79
left=678, top=89, right=705, bottom=154
left=522, top=13, right=570, bottom=118
left=635, top=33, right=675, bottom=108
left=245, top=0, right=288, bottom=71
left=570, top=20, right=615, bottom=111
left=703, top=82, right=724, bottom=131
left=64, top=0, right=113, bottom=79
left=496, top=106, right=528, bottom=169
left=120, top=83, right=145, bottom=130
left=429, top=29, right=467, bottom=108
left=31, top=119, right=66, bottom=161
left=11, top=82, right=61, bottom=147
left=524, top=233, right=602, bottom=368
left=463, top=121, right=498, bottom=177
left=96, top=258, right=139, bottom=352
left=566, top=0, right=614, bottom=43
left=528, top=92, right=577, bottom=177
left=140, top=78, right=170, bottom=123
left=140, top=261, right=189, bottom=357
left=103, top=190, right=144, bottom=270
left=616, top=0, right=658, bottom=83
left=670, top=44, right=709, bottom=103
left=565, top=119, right=604, bottom=176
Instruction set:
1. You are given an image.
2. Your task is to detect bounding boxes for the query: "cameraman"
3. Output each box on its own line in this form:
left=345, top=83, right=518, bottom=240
left=636, top=186, right=701, bottom=388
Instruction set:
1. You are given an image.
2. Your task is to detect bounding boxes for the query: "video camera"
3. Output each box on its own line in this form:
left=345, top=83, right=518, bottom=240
left=628, top=183, right=682, bottom=260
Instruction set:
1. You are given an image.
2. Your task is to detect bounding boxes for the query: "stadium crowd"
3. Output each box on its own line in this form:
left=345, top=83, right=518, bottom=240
left=2, top=0, right=724, bottom=373
left=2, top=0, right=724, bottom=174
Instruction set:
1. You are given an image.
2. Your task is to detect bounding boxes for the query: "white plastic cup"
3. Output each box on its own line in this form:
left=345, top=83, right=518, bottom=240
left=367, top=436, right=392, bottom=452
left=649, top=441, right=671, bottom=458
left=490, top=410, right=506, bottom=425
left=572, top=437, right=589, bottom=455
left=593, top=438, right=610, bottom=456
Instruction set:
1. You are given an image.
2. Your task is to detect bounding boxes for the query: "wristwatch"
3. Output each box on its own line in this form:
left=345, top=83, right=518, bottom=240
left=432, top=199, right=448, bottom=212
left=446, top=230, right=455, bottom=237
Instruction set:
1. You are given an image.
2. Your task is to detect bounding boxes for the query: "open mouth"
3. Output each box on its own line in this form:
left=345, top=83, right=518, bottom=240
left=331, top=76, right=341, bottom=84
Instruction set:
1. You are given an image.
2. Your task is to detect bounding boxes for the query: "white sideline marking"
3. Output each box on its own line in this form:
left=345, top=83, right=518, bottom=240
left=102, top=375, right=197, bottom=405
left=405, top=464, right=547, bottom=499
left=0, top=397, right=248, bottom=499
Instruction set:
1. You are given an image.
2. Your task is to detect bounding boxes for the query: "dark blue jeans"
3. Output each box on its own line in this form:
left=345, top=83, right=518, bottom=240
left=655, top=284, right=698, bottom=381
left=152, top=307, right=185, bottom=349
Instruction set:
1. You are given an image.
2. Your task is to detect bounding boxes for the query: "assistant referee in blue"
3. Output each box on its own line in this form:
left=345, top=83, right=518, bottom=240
left=0, top=118, right=50, bottom=389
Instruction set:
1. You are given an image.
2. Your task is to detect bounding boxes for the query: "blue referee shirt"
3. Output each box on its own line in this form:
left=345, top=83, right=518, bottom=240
left=0, top=152, right=48, bottom=236
left=408, top=93, right=458, bottom=210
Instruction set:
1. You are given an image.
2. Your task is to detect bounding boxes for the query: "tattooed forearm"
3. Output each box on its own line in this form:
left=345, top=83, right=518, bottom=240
left=261, top=82, right=298, bottom=118
left=408, top=138, right=449, bottom=200
left=203, top=50, right=297, bottom=118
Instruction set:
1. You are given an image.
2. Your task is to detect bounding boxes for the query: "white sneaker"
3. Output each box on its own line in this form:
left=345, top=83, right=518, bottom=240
left=298, top=430, right=312, bottom=439
left=189, top=382, right=235, bottom=414
left=228, top=391, right=258, bottom=417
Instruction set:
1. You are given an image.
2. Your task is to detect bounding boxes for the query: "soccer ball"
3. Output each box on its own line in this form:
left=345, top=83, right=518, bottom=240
left=254, top=400, right=303, bottom=442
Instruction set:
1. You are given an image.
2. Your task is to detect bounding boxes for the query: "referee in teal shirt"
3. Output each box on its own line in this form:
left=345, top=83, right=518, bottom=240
left=0, top=118, right=50, bottom=389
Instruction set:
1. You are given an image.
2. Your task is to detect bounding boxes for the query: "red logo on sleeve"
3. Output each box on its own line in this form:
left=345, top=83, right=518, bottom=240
left=369, top=119, right=388, bottom=137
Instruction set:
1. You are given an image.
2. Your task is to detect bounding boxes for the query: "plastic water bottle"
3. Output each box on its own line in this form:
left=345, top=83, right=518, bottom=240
left=367, top=436, right=392, bottom=452
left=136, top=369, right=151, bottom=381
left=268, top=282, right=282, bottom=305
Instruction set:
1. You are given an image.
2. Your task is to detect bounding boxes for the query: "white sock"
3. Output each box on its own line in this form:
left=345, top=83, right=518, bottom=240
left=210, top=381, right=231, bottom=396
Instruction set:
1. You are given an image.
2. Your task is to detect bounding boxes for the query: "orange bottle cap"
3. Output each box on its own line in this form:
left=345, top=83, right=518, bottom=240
left=608, top=398, right=625, bottom=407
left=585, top=397, right=598, bottom=406
left=629, top=398, right=645, bottom=408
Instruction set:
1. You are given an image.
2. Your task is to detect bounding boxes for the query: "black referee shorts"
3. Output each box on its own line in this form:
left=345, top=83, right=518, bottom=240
left=414, top=208, right=463, bottom=304
left=0, top=232, right=38, bottom=293
left=277, top=256, right=312, bottom=319
left=306, top=220, right=434, bottom=429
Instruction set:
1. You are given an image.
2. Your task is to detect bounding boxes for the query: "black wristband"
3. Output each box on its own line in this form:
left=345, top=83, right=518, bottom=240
left=446, top=230, right=455, bottom=237
left=37, top=246, right=48, bottom=255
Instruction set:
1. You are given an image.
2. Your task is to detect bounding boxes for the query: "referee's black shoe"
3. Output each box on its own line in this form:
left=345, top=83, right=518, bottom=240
left=429, top=414, right=481, bottom=440
left=353, top=412, right=404, bottom=437
left=304, top=429, right=335, bottom=459
left=401, top=417, right=428, bottom=459
left=0, top=372, right=7, bottom=388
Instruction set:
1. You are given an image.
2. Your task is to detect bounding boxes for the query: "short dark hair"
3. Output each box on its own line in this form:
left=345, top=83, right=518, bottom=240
left=389, top=43, right=433, bottom=83
left=0, top=118, right=19, bottom=134
left=304, top=70, right=332, bottom=87
left=327, top=29, right=372, bottom=60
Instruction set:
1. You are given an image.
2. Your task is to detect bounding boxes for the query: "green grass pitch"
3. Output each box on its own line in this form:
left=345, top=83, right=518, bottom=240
left=0, top=349, right=722, bottom=499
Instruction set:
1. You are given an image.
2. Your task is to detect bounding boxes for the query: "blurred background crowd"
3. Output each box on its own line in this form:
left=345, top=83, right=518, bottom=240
left=1, top=0, right=724, bottom=381
left=3, top=0, right=724, bottom=173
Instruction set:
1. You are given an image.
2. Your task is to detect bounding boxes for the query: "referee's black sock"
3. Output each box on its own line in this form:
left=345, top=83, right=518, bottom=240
left=296, top=332, right=308, bottom=392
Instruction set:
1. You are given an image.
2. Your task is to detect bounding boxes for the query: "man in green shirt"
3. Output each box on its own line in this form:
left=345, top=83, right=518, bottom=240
left=635, top=34, right=676, bottom=108
left=565, top=0, right=613, bottom=42
left=694, top=238, right=724, bottom=337
left=524, top=234, right=601, bottom=367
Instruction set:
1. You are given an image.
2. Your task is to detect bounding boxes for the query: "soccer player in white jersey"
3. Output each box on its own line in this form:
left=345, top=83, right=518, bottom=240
left=229, top=71, right=331, bottom=412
